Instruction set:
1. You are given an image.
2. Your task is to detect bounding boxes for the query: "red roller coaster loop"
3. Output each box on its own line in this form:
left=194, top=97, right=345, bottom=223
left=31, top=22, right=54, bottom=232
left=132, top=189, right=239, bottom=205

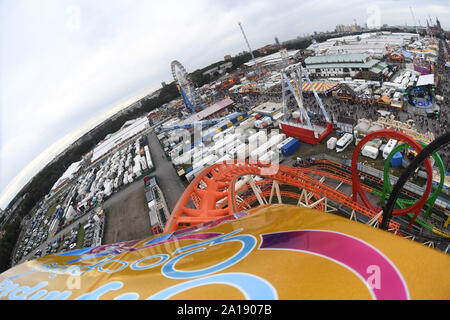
left=351, top=129, right=433, bottom=228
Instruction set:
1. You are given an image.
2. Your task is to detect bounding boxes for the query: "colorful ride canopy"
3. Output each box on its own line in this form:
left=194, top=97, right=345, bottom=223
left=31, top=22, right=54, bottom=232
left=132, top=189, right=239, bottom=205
left=0, top=205, right=448, bottom=300
left=301, top=81, right=338, bottom=93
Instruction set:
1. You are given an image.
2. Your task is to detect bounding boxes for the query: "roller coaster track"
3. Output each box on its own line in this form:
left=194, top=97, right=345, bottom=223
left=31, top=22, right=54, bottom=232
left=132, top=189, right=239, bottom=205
left=351, top=130, right=433, bottom=227
left=164, top=160, right=400, bottom=233
left=307, top=160, right=446, bottom=212
left=381, top=131, right=450, bottom=240
left=297, top=160, right=449, bottom=238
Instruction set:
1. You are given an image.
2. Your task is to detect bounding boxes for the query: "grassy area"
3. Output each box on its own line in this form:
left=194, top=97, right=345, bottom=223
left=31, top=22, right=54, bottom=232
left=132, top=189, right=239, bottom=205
left=102, top=208, right=110, bottom=240
left=75, top=222, right=87, bottom=249
left=30, top=207, right=38, bottom=217
left=46, top=202, right=58, bottom=218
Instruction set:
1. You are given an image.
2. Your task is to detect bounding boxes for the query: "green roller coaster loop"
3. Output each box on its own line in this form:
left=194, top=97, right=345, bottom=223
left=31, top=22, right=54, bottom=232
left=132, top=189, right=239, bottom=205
left=378, top=141, right=445, bottom=232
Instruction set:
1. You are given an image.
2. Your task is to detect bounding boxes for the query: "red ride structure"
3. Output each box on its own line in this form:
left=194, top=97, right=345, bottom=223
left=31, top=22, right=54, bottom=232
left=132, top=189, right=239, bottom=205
left=279, top=63, right=333, bottom=145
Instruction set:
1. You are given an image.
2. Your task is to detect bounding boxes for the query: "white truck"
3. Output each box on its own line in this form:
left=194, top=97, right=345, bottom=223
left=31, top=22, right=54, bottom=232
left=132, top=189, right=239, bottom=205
left=186, top=154, right=220, bottom=182
left=250, top=133, right=286, bottom=160
left=336, top=133, right=353, bottom=153
left=327, top=137, right=337, bottom=150
left=277, top=137, right=295, bottom=154
left=259, top=150, right=278, bottom=163
left=140, top=156, right=148, bottom=171
left=382, top=139, right=398, bottom=160
left=230, top=143, right=249, bottom=160
left=247, top=131, right=267, bottom=154
left=144, top=145, right=153, bottom=169
left=254, top=116, right=273, bottom=129
left=361, top=145, right=379, bottom=159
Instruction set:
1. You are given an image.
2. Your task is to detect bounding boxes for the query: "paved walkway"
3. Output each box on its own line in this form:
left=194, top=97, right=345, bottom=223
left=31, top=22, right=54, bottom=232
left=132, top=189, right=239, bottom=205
left=146, top=130, right=188, bottom=213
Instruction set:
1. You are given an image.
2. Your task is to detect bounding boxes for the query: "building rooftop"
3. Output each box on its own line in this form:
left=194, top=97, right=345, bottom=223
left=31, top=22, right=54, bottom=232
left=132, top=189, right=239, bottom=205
left=51, top=160, right=82, bottom=190
left=307, top=32, right=419, bottom=57
left=305, top=54, right=371, bottom=64
left=369, top=61, right=388, bottom=74
left=416, top=74, right=434, bottom=87
left=305, top=54, right=389, bottom=75
left=91, top=117, right=149, bottom=163
left=183, top=97, right=234, bottom=123
left=253, top=102, right=283, bottom=115
left=244, top=50, right=300, bottom=67
left=306, top=60, right=380, bottom=69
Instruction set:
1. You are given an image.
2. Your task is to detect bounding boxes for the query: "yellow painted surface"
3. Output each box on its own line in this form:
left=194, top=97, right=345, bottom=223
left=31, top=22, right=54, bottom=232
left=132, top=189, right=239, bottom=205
left=0, top=205, right=448, bottom=300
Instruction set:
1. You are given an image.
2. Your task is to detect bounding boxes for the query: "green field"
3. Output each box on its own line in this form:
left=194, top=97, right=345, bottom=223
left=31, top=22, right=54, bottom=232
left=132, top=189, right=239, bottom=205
left=75, top=222, right=88, bottom=249
left=102, top=208, right=110, bottom=241
left=46, top=202, right=59, bottom=217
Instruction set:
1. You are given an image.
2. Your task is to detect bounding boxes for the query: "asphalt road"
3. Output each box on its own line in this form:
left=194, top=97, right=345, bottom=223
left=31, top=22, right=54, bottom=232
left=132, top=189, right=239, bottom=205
left=146, top=130, right=188, bottom=213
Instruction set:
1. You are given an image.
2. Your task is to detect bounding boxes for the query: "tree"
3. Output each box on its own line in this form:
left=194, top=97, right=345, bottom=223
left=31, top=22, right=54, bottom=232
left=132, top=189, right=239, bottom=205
left=0, top=219, right=21, bottom=272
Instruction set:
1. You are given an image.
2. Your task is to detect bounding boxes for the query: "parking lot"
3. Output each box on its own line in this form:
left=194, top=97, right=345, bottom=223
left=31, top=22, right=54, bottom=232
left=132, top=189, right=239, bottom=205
left=102, top=179, right=151, bottom=244
left=15, top=210, right=93, bottom=264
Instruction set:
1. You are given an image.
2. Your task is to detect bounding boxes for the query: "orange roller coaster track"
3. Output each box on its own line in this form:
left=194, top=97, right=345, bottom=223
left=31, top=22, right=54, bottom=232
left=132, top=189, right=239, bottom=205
left=164, top=161, right=400, bottom=233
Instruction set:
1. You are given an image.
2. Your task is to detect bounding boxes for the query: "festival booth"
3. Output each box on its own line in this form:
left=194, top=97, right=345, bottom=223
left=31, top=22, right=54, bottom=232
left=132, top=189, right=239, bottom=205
left=408, top=74, right=435, bottom=110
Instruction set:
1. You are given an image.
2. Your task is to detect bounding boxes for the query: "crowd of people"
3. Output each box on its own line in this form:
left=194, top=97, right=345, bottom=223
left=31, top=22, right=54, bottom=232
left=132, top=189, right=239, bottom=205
left=434, top=38, right=450, bottom=171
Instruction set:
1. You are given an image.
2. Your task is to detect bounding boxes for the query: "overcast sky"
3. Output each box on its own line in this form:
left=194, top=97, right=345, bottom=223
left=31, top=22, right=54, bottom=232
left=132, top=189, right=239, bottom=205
left=0, top=0, right=448, bottom=210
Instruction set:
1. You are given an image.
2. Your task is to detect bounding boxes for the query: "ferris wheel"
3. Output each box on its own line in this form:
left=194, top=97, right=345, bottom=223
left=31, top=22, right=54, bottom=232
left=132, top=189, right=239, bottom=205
left=171, top=60, right=196, bottom=112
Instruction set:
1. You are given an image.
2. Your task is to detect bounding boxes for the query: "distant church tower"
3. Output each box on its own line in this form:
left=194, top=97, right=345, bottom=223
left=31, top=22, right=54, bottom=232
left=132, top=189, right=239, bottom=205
left=436, top=17, right=441, bottom=30
left=275, top=36, right=280, bottom=48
